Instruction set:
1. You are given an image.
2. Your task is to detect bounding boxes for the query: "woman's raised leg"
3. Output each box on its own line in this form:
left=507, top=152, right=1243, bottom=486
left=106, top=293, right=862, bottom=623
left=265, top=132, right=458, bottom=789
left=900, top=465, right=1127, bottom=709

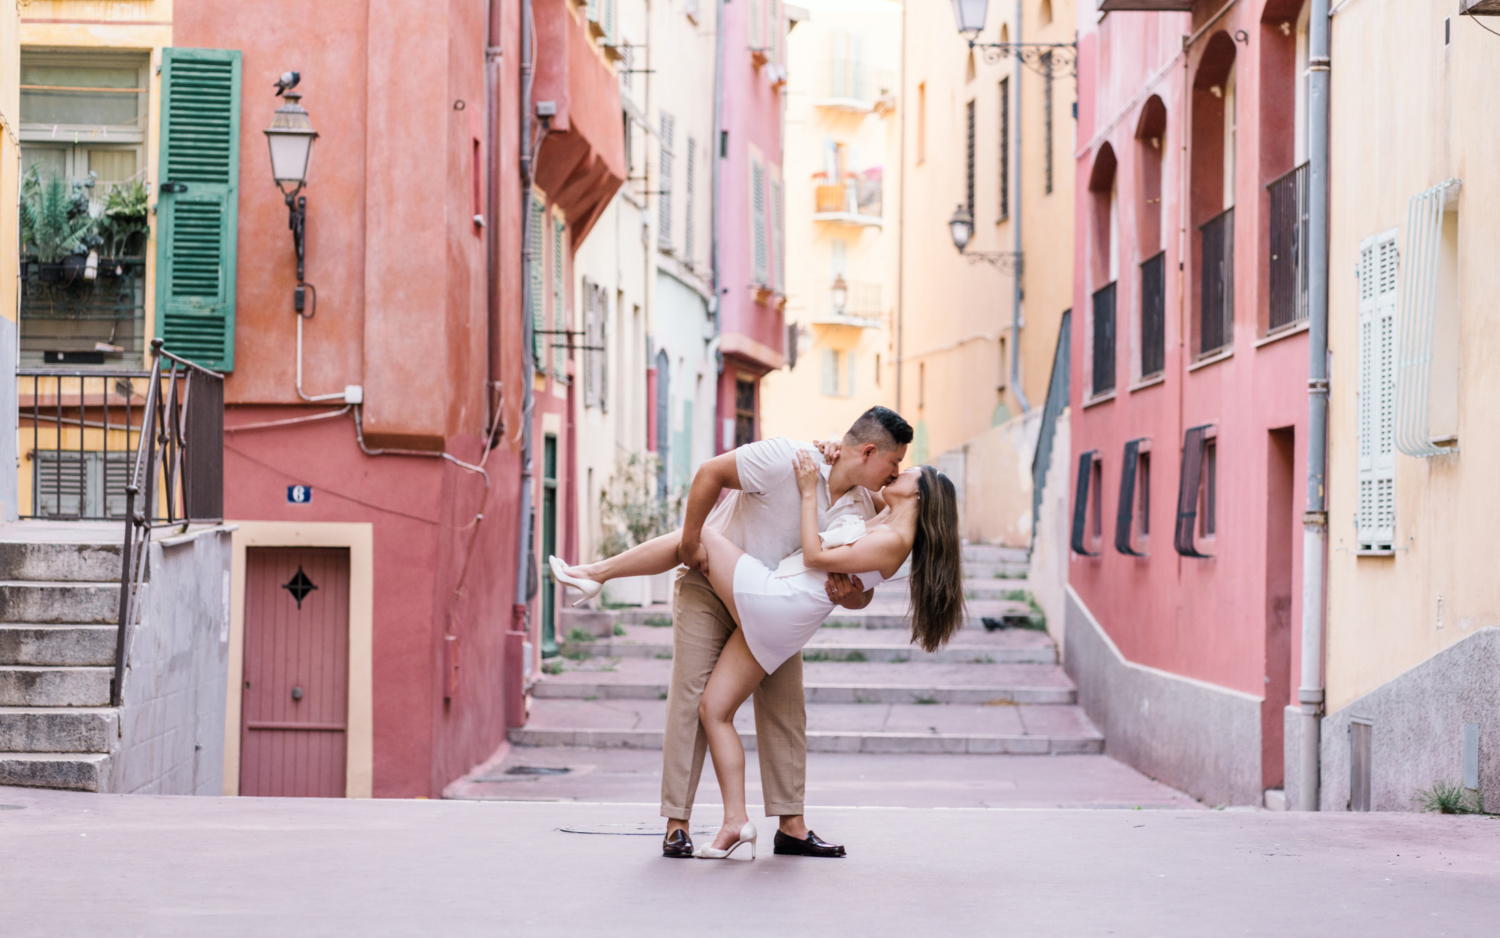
left=697, top=626, right=767, bottom=851
left=562, top=529, right=683, bottom=584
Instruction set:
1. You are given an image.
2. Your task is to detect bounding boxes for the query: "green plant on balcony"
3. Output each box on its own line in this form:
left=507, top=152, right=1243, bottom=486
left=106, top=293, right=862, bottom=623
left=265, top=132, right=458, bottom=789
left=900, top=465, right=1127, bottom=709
left=21, top=169, right=97, bottom=281
left=97, top=180, right=150, bottom=266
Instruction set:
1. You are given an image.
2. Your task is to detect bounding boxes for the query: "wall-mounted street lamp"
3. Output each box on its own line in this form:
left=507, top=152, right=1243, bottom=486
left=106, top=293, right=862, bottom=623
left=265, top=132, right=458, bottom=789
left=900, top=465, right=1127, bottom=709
left=831, top=274, right=849, bottom=315
left=263, top=71, right=319, bottom=282
left=949, top=0, right=1077, bottom=76
left=949, top=204, right=1023, bottom=275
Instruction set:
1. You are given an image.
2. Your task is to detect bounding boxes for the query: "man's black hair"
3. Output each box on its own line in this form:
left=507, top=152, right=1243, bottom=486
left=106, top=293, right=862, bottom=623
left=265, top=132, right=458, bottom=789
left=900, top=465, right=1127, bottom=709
left=845, top=406, right=913, bottom=449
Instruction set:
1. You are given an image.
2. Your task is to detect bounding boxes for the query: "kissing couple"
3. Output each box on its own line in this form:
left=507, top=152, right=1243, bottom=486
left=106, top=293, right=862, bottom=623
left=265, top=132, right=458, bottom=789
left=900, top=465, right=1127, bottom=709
left=550, top=406, right=965, bottom=860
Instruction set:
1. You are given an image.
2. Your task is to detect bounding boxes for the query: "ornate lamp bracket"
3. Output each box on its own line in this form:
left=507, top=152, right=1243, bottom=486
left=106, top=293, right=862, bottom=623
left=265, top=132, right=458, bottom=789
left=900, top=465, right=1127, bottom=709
left=969, top=41, right=1078, bottom=78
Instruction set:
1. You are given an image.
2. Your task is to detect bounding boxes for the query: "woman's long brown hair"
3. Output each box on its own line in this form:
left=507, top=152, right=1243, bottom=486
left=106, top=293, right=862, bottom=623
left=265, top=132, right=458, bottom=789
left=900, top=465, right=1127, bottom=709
left=908, top=466, right=965, bottom=652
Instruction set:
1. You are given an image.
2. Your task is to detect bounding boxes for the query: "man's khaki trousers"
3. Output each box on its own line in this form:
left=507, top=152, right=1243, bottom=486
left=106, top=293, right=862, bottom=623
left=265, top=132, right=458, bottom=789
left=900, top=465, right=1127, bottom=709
left=660, top=568, right=806, bottom=819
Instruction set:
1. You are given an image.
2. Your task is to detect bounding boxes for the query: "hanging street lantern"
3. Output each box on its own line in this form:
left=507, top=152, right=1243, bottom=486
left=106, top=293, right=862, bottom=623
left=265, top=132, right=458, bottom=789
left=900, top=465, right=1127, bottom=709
left=263, top=71, right=318, bottom=282
left=951, top=0, right=989, bottom=43
left=949, top=204, right=974, bottom=253
left=831, top=274, right=849, bottom=314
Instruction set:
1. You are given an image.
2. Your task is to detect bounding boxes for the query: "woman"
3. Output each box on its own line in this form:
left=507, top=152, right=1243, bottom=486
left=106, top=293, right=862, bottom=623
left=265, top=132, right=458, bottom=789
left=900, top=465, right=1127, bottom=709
left=550, top=454, right=964, bottom=859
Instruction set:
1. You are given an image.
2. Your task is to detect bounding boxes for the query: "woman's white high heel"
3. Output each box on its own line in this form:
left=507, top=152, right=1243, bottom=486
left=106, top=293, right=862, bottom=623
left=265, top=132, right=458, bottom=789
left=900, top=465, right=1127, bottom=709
left=548, top=556, right=603, bottom=607
left=693, top=821, right=757, bottom=860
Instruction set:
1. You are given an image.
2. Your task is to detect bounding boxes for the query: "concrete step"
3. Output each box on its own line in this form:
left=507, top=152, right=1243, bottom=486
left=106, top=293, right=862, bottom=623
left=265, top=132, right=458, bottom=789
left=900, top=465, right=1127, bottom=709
left=0, top=581, right=119, bottom=625
left=0, top=541, right=122, bottom=583
left=823, top=599, right=1035, bottom=630
left=561, top=624, right=1057, bottom=665
left=534, top=659, right=1075, bottom=705
left=510, top=698, right=1102, bottom=755
left=0, top=666, right=112, bottom=707
left=0, top=707, right=116, bottom=752
left=874, top=578, right=1032, bottom=602
left=961, top=544, right=1029, bottom=564
left=960, top=562, right=1031, bottom=581
left=0, top=624, right=117, bottom=666
left=0, top=751, right=109, bottom=791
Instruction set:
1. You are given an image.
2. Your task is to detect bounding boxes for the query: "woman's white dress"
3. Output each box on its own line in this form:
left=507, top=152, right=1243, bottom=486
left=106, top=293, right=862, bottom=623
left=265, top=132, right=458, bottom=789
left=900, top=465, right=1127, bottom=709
left=733, top=517, right=896, bottom=673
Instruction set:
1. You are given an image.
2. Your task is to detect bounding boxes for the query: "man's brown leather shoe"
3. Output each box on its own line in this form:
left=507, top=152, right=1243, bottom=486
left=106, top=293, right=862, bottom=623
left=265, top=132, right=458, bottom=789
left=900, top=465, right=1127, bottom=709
left=662, top=828, right=695, bottom=858
left=773, top=829, right=846, bottom=858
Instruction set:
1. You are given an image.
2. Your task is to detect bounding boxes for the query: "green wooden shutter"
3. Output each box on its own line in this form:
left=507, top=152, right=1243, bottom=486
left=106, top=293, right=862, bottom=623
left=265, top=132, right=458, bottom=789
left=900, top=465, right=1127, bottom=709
left=529, top=196, right=544, bottom=367
left=155, top=48, right=241, bottom=372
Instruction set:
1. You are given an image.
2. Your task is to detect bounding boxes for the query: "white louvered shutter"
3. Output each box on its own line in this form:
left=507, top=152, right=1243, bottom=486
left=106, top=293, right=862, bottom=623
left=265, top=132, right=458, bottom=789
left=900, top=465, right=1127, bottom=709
left=658, top=113, right=674, bottom=249
left=582, top=279, right=597, bottom=407
left=683, top=137, right=696, bottom=265
left=821, top=348, right=838, bottom=396
left=752, top=160, right=768, bottom=285
left=1356, top=232, right=1398, bottom=550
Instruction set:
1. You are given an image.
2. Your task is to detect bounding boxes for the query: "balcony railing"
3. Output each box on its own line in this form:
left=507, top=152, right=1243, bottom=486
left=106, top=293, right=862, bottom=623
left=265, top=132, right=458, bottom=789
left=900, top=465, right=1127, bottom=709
left=812, top=170, right=882, bottom=225
left=813, top=59, right=895, bottom=110
left=1091, top=281, right=1117, bottom=396
left=20, top=257, right=147, bottom=366
left=1198, top=207, right=1234, bottom=356
left=811, top=281, right=884, bottom=325
left=1267, top=162, right=1310, bottom=332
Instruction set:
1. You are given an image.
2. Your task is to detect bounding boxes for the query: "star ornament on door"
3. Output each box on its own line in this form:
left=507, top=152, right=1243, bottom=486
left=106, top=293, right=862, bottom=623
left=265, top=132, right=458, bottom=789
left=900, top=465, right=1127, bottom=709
left=282, top=565, right=318, bottom=609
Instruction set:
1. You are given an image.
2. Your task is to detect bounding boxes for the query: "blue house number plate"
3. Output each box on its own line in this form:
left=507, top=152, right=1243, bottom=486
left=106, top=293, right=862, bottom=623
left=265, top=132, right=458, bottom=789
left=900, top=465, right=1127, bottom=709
left=287, top=485, right=313, bottom=504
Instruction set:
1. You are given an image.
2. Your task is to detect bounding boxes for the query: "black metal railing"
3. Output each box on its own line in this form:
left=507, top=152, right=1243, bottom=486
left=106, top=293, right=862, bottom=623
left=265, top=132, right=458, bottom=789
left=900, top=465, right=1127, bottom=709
left=1091, top=281, right=1117, bottom=396
left=19, top=368, right=152, bottom=520
left=111, top=339, right=224, bottom=706
left=1140, top=251, right=1166, bottom=378
left=1199, top=207, right=1234, bottom=356
left=1267, top=162, right=1309, bottom=332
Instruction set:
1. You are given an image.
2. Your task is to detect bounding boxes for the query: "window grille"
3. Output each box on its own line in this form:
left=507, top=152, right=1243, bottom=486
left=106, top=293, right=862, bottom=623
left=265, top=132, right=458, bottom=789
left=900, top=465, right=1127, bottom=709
left=1199, top=207, right=1234, bottom=356
left=1356, top=231, right=1398, bottom=550
left=1091, top=281, right=1116, bottom=396
left=1140, top=251, right=1166, bottom=377
left=734, top=378, right=756, bottom=446
left=1267, top=162, right=1309, bottom=331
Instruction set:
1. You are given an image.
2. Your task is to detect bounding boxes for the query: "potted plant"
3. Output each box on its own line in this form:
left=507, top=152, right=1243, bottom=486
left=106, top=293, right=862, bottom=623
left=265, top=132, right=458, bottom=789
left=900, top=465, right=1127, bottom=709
left=22, top=169, right=96, bottom=284
left=96, top=179, right=149, bottom=277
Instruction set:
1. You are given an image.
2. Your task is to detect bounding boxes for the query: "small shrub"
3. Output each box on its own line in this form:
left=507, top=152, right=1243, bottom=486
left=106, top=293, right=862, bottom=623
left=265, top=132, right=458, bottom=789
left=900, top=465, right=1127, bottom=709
left=914, top=695, right=938, bottom=705
left=1416, top=781, right=1485, bottom=815
left=844, top=650, right=867, bottom=663
left=542, top=659, right=564, bottom=675
left=561, top=648, right=591, bottom=662
left=802, top=649, right=830, bottom=662
left=1002, top=589, right=1028, bottom=603
left=566, top=627, right=595, bottom=644
left=598, top=453, right=685, bottom=559
left=643, top=615, right=673, bottom=628
left=613, top=623, right=627, bottom=637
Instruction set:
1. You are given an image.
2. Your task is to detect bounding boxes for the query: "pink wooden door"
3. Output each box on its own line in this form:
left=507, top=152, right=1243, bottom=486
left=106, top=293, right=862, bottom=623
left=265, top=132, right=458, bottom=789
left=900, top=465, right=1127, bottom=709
left=241, top=547, right=350, bottom=797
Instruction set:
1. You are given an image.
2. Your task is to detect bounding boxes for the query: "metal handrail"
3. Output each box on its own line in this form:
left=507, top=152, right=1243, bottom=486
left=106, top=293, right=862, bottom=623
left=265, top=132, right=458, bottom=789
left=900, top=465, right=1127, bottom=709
left=110, top=339, right=224, bottom=707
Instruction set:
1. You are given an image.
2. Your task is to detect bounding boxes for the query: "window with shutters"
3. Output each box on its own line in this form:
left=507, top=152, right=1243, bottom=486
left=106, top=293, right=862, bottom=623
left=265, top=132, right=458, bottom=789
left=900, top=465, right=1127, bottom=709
left=821, top=348, right=841, bottom=396
left=734, top=378, right=757, bottom=447
left=658, top=113, right=674, bottom=250
left=751, top=0, right=764, bottom=50
left=553, top=216, right=567, bottom=377
left=751, top=159, right=768, bottom=286
left=998, top=78, right=1010, bottom=221
left=1042, top=52, right=1054, bottom=195
left=965, top=99, right=976, bottom=222
left=20, top=51, right=152, bottom=366
left=771, top=170, right=785, bottom=291
left=154, top=48, right=241, bottom=372
left=1357, top=231, right=1398, bottom=552
left=683, top=137, right=696, bottom=266
left=529, top=196, right=545, bottom=368
left=583, top=279, right=599, bottom=408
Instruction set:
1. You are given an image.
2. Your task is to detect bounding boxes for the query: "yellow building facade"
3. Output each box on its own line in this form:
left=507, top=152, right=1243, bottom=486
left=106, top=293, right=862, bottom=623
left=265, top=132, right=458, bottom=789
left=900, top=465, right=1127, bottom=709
left=760, top=0, right=900, bottom=442
left=1311, top=3, right=1500, bottom=811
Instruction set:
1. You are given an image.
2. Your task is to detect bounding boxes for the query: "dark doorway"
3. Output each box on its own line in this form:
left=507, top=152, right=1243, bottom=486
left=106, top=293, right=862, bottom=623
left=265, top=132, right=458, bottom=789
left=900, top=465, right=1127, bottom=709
left=541, top=433, right=559, bottom=658
left=1263, top=427, right=1295, bottom=791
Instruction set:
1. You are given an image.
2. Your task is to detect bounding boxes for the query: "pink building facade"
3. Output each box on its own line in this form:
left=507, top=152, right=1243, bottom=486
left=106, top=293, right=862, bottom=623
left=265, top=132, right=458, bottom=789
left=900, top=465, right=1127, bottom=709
left=713, top=0, right=790, bottom=450
left=1066, top=0, right=1313, bottom=806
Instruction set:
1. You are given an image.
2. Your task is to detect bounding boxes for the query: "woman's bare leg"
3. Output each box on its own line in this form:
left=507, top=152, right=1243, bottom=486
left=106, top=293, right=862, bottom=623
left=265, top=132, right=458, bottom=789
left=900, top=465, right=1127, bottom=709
left=699, top=527, right=746, bottom=627
left=697, top=627, right=767, bottom=850
left=563, top=529, right=682, bottom=583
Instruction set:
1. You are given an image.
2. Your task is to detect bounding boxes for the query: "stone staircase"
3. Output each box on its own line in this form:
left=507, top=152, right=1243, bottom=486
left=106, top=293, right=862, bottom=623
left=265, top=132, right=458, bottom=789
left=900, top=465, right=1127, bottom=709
left=512, top=544, right=1102, bottom=755
left=0, top=538, right=123, bottom=792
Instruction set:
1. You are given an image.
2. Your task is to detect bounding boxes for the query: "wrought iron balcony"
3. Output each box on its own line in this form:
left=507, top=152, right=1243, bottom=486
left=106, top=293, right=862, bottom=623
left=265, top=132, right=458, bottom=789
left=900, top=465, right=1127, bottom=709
left=813, top=171, right=883, bottom=226
left=1267, top=162, right=1310, bottom=333
left=20, top=257, right=147, bottom=366
left=1198, top=208, right=1234, bottom=357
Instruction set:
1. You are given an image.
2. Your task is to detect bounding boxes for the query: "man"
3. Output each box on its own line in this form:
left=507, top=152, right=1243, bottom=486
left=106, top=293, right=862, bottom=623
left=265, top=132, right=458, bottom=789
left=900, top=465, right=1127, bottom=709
left=661, top=406, right=913, bottom=858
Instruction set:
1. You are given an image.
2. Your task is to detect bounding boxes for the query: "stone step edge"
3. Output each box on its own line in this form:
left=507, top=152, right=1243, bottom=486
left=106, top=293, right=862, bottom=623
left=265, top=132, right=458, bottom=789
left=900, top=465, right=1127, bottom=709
left=507, top=728, right=1102, bottom=755
left=0, top=580, right=121, bottom=588
left=532, top=683, right=1075, bottom=703
left=0, top=751, right=110, bottom=792
left=557, top=642, right=1057, bottom=663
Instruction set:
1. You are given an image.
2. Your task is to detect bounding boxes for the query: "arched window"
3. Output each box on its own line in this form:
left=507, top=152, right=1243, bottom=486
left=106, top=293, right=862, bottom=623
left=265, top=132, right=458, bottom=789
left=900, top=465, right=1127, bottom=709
left=1039, top=0, right=1052, bottom=26
left=1190, top=33, right=1237, bottom=357
left=1135, top=96, right=1167, bottom=378
left=1088, top=144, right=1118, bottom=397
